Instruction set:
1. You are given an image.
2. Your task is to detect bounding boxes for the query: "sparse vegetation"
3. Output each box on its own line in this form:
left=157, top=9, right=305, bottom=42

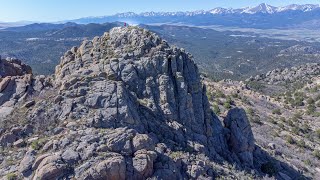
left=223, top=102, right=231, bottom=109
left=297, top=139, right=306, bottom=148
left=31, top=138, right=47, bottom=150
left=212, top=103, right=221, bottom=115
left=316, top=129, right=320, bottom=139
left=306, top=104, right=316, bottom=115
left=216, top=90, right=226, bottom=98
left=246, top=81, right=266, bottom=92
left=286, top=135, right=295, bottom=144
left=304, top=159, right=311, bottom=166
left=250, top=117, right=262, bottom=125
left=313, top=150, right=320, bottom=160
left=6, top=173, right=17, bottom=180
left=246, top=108, right=254, bottom=117
left=272, top=108, right=281, bottom=115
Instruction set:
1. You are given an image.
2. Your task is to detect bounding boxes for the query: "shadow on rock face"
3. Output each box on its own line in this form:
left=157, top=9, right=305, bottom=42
left=224, top=108, right=308, bottom=179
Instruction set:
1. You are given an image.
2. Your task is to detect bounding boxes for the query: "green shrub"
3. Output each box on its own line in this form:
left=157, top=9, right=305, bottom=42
left=206, top=91, right=214, bottom=101
left=250, top=117, right=263, bottom=125
left=301, top=123, right=310, bottom=134
left=286, top=135, right=295, bottom=144
left=246, top=108, right=254, bottom=117
left=272, top=108, right=281, bottom=115
left=30, top=138, right=47, bottom=150
left=292, top=96, right=304, bottom=107
left=313, top=112, right=320, bottom=117
left=292, top=126, right=301, bottom=135
left=307, top=98, right=315, bottom=105
left=246, top=81, right=266, bottom=91
left=306, top=104, right=316, bottom=115
left=285, top=91, right=292, bottom=97
left=313, top=150, right=320, bottom=159
left=316, top=129, right=320, bottom=139
left=294, top=91, right=305, bottom=98
left=231, top=93, right=239, bottom=99
left=287, top=120, right=294, bottom=127
left=212, top=104, right=220, bottom=115
left=223, top=102, right=231, bottom=109
left=241, top=96, right=251, bottom=105
left=310, top=86, right=319, bottom=93
left=293, top=112, right=302, bottom=120
left=279, top=117, right=286, bottom=122
left=6, top=173, right=17, bottom=180
left=297, top=139, right=306, bottom=148
left=269, top=118, right=277, bottom=124
left=278, top=123, right=285, bottom=129
left=304, top=159, right=311, bottom=166
left=215, top=90, right=226, bottom=98
left=226, top=96, right=233, bottom=104
left=284, top=97, right=294, bottom=105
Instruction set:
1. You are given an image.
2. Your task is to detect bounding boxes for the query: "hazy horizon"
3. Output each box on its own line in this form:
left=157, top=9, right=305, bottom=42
left=0, top=0, right=319, bottom=22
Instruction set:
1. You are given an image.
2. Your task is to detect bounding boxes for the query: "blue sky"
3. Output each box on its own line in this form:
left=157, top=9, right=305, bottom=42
left=0, top=0, right=319, bottom=22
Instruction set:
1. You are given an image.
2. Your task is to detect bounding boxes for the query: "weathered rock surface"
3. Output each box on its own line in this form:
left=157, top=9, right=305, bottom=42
left=18, top=149, right=36, bottom=176
left=0, top=27, right=302, bottom=179
left=224, top=108, right=255, bottom=166
left=0, top=57, right=53, bottom=120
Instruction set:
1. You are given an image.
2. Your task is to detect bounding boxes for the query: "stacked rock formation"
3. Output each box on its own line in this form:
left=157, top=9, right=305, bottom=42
left=0, top=57, right=52, bottom=118
left=0, top=57, right=33, bottom=117
left=0, top=27, right=300, bottom=179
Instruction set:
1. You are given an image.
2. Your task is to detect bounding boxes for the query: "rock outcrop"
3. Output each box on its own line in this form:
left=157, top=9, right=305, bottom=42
left=0, top=57, right=52, bottom=118
left=0, top=56, right=32, bottom=77
left=0, top=57, right=33, bottom=117
left=224, top=108, right=255, bottom=167
left=0, top=27, right=301, bottom=179
left=248, top=63, right=320, bottom=85
left=279, top=45, right=320, bottom=55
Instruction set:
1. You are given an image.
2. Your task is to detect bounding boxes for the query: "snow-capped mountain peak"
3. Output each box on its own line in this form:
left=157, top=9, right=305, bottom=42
left=209, top=7, right=228, bottom=14
left=114, top=12, right=138, bottom=18
left=242, top=3, right=276, bottom=14
left=74, top=3, right=320, bottom=22
left=276, top=4, right=320, bottom=12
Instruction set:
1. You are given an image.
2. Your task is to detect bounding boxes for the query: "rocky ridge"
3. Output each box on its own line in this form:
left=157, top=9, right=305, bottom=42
left=0, top=27, right=304, bottom=179
left=279, top=45, right=320, bottom=55
left=248, top=63, right=320, bottom=85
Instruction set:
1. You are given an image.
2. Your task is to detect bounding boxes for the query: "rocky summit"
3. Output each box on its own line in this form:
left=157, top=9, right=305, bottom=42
left=0, top=27, right=302, bottom=179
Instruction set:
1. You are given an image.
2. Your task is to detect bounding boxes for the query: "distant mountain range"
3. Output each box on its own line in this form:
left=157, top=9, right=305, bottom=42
left=0, top=21, right=33, bottom=29
left=2, top=3, right=320, bottom=29
left=3, top=22, right=123, bottom=33
left=82, top=3, right=320, bottom=17
left=65, top=3, right=320, bottom=29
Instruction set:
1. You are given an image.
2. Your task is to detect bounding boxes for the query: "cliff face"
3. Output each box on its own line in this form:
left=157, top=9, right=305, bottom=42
left=0, top=27, right=301, bottom=179
left=53, top=27, right=231, bottom=159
